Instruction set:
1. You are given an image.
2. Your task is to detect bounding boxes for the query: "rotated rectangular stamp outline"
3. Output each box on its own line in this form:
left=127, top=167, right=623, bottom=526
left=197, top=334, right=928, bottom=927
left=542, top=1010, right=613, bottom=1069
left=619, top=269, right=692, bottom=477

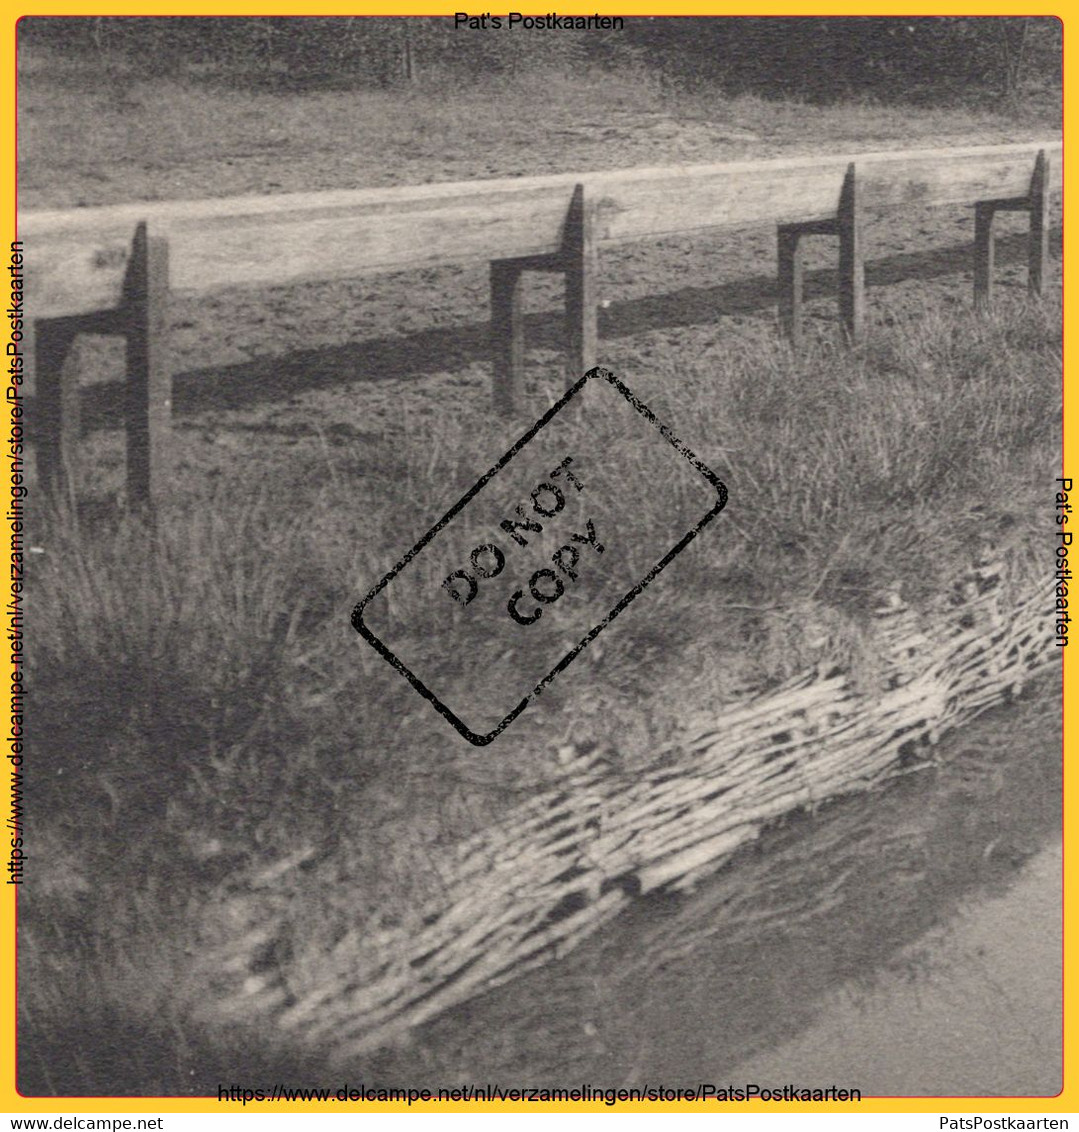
left=351, top=366, right=729, bottom=746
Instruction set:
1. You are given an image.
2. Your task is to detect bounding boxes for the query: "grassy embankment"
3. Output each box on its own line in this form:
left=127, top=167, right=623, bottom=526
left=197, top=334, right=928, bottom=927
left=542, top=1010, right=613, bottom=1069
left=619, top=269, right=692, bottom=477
left=18, top=59, right=1062, bottom=1093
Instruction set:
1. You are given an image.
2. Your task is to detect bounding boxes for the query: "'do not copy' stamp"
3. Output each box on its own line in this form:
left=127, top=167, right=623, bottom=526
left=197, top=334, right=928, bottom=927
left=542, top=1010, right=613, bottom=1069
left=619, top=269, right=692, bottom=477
left=351, top=367, right=728, bottom=745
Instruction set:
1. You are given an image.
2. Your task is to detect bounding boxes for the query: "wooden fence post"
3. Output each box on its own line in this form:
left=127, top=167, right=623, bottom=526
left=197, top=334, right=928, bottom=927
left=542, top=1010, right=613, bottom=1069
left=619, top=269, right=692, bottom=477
left=837, top=163, right=865, bottom=344
left=562, top=183, right=597, bottom=387
left=122, top=222, right=171, bottom=510
left=776, top=165, right=864, bottom=348
left=34, top=222, right=172, bottom=508
left=1028, top=149, right=1049, bottom=297
left=972, top=148, right=1050, bottom=310
left=34, top=319, right=81, bottom=501
left=488, top=182, right=597, bottom=414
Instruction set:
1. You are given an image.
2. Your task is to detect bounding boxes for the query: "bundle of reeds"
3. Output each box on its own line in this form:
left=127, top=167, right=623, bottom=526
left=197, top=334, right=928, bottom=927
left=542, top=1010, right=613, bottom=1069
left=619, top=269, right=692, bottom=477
left=199, top=547, right=1055, bottom=1064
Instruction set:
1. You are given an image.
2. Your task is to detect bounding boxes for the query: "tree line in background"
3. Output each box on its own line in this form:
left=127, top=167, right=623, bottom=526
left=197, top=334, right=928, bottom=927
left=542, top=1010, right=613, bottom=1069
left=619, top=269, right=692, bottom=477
left=19, top=16, right=1061, bottom=101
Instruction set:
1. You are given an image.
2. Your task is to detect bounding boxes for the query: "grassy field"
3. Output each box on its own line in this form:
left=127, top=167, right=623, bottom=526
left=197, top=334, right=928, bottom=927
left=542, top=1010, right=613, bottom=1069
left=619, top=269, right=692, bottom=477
left=18, top=56, right=1062, bottom=1093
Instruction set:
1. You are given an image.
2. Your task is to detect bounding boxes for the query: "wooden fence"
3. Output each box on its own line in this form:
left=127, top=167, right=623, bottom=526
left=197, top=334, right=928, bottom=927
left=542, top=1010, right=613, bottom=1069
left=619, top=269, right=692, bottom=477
left=21, top=140, right=1061, bottom=506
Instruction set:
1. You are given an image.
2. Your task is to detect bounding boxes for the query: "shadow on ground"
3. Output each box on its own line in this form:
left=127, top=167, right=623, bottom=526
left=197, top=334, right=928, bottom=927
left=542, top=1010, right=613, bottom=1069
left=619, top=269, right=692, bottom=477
left=25, top=229, right=1059, bottom=436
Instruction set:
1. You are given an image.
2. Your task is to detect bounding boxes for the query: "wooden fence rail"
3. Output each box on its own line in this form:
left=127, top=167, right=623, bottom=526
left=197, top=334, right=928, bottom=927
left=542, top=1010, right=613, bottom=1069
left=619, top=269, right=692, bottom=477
left=21, top=140, right=1061, bottom=506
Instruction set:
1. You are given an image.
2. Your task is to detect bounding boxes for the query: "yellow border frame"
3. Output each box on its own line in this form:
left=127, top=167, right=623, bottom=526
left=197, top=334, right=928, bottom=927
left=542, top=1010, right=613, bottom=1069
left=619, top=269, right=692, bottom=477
left=1, top=3, right=1071, bottom=1116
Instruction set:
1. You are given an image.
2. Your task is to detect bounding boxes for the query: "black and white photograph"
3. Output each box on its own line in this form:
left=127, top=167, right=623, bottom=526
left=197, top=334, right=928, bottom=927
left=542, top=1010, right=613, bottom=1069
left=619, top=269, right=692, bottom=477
left=12, top=13, right=1065, bottom=1106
